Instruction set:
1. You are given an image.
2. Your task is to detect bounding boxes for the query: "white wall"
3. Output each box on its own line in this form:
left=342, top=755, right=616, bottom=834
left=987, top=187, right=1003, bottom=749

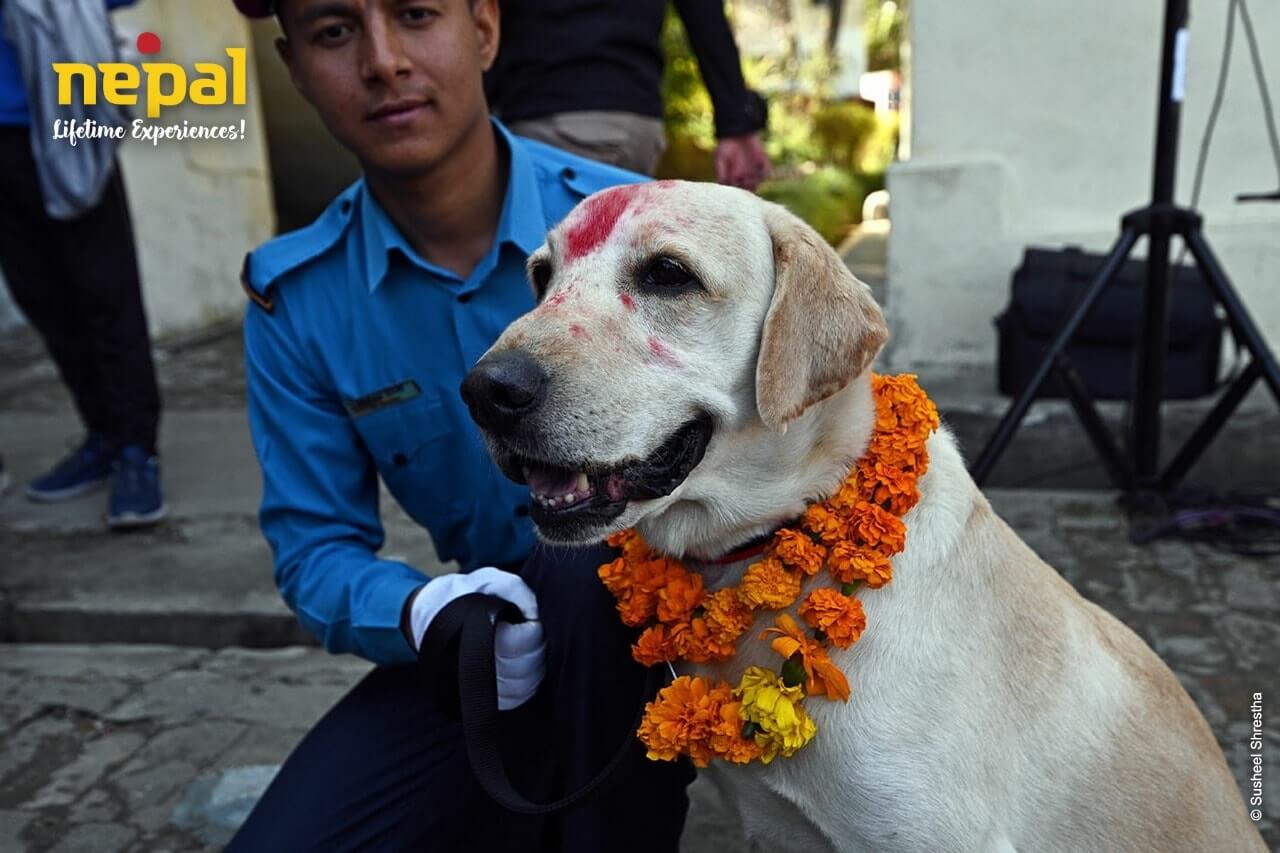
left=0, top=1, right=274, bottom=339
left=886, top=0, right=1280, bottom=371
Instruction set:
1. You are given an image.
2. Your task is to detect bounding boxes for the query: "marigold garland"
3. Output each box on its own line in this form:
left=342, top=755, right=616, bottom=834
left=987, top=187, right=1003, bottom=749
left=599, top=374, right=939, bottom=766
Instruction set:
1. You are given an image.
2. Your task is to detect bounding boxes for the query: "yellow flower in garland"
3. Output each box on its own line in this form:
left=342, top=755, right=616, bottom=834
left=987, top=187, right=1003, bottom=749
left=768, top=528, right=827, bottom=576
left=739, top=556, right=803, bottom=610
left=735, top=667, right=817, bottom=763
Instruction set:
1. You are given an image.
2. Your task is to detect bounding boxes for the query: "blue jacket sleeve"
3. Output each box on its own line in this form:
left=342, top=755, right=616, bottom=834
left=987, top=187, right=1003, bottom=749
left=243, top=301, right=427, bottom=666
left=106, top=0, right=139, bottom=9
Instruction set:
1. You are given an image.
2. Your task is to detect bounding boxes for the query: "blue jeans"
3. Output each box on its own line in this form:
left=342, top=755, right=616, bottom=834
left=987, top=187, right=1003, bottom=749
left=227, top=544, right=693, bottom=852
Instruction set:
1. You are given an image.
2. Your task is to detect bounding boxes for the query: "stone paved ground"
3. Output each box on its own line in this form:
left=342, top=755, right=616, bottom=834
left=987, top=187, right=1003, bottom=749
left=0, top=491, right=1274, bottom=851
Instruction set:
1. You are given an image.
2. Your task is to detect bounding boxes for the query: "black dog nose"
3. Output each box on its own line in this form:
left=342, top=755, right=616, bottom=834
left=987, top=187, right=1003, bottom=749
left=460, top=349, right=548, bottom=434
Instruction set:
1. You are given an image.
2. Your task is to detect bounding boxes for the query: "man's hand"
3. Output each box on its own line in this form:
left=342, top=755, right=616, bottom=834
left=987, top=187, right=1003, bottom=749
left=715, top=132, right=772, bottom=191
left=408, top=567, right=546, bottom=710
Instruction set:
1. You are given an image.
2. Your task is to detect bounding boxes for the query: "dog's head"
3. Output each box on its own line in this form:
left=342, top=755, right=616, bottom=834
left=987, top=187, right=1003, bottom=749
left=461, top=180, right=887, bottom=549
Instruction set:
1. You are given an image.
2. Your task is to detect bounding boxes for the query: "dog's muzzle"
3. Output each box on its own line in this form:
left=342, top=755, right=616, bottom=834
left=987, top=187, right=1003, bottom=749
left=460, top=349, right=548, bottom=435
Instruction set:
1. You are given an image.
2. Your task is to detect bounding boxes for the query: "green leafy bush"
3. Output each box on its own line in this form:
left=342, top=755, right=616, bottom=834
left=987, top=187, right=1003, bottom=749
left=657, top=3, right=900, bottom=245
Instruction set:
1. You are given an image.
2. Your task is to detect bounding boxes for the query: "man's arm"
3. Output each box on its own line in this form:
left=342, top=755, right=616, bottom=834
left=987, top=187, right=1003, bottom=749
left=244, top=300, right=427, bottom=666
left=671, top=0, right=771, bottom=189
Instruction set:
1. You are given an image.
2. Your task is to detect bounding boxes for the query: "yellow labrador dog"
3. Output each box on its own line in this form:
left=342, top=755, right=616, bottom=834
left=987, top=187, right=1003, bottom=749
left=460, top=181, right=1264, bottom=852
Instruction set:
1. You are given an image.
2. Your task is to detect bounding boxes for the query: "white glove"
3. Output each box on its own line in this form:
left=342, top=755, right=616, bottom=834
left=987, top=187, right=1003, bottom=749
left=409, top=567, right=546, bottom=711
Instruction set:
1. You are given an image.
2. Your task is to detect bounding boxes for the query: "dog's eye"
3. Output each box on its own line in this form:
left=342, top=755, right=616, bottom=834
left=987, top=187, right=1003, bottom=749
left=640, top=257, right=700, bottom=294
left=530, top=260, right=552, bottom=299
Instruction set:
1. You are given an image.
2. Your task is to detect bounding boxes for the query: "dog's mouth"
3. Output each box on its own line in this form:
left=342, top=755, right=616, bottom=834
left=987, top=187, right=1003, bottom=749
left=499, top=415, right=714, bottom=540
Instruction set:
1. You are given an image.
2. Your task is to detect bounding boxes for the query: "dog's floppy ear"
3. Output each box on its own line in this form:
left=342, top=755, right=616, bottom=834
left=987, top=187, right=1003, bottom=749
left=755, top=203, right=889, bottom=431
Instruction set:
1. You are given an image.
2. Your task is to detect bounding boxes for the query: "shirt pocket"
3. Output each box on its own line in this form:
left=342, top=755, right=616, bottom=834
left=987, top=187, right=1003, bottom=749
left=355, top=395, right=463, bottom=518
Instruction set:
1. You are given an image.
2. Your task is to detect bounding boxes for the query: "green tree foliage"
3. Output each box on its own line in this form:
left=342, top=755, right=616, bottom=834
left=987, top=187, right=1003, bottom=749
left=658, top=1, right=903, bottom=245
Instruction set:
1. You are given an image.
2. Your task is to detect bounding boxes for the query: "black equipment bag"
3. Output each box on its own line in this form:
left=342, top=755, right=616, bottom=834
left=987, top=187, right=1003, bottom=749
left=996, top=246, right=1224, bottom=399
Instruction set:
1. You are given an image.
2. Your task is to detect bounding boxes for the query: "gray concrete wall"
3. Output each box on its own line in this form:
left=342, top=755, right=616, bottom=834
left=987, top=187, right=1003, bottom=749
left=886, top=0, right=1280, bottom=371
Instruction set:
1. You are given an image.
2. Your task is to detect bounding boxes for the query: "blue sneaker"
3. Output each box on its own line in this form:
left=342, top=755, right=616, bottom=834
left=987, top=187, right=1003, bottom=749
left=26, top=433, right=114, bottom=502
left=107, top=445, right=167, bottom=529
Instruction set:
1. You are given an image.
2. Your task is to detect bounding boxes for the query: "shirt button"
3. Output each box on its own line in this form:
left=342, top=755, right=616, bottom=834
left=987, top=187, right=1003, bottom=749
left=393, top=452, right=408, bottom=467
left=514, top=504, right=530, bottom=518
left=457, top=292, right=473, bottom=303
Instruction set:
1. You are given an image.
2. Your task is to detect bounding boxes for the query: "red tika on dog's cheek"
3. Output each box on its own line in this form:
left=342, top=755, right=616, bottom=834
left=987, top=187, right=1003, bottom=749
left=568, top=324, right=590, bottom=340
left=647, top=336, right=683, bottom=369
left=619, top=293, right=636, bottom=312
left=563, top=185, right=643, bottom=262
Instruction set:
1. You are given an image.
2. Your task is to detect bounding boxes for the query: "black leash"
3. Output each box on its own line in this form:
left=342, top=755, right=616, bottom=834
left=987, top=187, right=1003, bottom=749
left=419, top=592, right=662, bottom=815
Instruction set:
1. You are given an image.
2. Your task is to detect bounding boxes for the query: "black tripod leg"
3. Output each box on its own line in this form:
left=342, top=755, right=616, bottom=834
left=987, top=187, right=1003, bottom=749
left=1159, top=361, right=1262, bottom=491
left=970, top=226, right=1140, bottom=484
left=1056, top=355, right=1134, bottom=490
left=1183, top=227, right=1280, bottom=404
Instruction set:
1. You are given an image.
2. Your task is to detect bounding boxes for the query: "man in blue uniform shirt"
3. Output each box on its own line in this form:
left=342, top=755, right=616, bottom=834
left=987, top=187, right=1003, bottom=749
left=228, top=0, right=692, bottom=849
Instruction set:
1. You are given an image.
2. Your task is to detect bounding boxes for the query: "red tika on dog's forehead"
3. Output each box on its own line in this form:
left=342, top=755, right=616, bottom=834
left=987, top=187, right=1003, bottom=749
left=561, top=182, right=676, bottom=262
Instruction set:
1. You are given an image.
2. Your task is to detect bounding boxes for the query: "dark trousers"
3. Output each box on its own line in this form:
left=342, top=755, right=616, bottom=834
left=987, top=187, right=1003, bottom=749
left=227, top=543, right=694, bottom=852
left=0, top=126, right=160, bottom=453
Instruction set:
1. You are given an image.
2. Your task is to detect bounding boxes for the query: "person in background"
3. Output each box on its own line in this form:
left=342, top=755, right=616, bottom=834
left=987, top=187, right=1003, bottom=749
left=227, top=0, right=692, bottom=849
left=0, top=0, right=165, bottom=528
left=487, top=0, right=772, bottom=189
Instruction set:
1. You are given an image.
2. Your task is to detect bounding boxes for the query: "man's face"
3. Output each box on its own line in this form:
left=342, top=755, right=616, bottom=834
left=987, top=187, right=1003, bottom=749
left=276, top=0, right=498, bottom=176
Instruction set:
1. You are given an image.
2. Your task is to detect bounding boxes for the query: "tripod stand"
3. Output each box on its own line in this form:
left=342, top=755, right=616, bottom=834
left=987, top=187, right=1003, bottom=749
left=969, top=0, right=1280, bottom=516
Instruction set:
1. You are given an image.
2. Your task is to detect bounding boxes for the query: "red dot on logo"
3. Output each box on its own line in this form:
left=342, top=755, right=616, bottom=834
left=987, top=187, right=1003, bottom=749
left=136, top=32, right=162, bottom=55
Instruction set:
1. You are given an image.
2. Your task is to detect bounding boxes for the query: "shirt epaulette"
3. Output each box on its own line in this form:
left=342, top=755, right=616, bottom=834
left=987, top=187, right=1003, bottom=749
left=519, top=137, right=647, bottom=226
left=242, top=182, right=362, bottom=309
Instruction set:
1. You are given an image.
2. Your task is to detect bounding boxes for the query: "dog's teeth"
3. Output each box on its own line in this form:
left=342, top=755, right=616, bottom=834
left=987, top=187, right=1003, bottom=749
left=576, top=473, right=589, bottom=491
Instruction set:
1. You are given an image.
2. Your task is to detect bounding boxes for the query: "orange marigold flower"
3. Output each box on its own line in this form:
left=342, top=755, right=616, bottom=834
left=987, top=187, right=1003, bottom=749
left=827, top=541, right=893, bottom=588
left=656, top=571, right=705, bottom=623
left=857, top=458, right=921, bottom=516
left=769, top=527, right=827, bottom=576
left=709, top=698, right=763, bottom=764
left=762, top=613, right=851, bottom=701
left=616, top=589, right=657, bottom=627
left=739, top=556, right=803, bottom=610
left=827, top=478, right=865, bottom=513
left=706, top=589, right=752, bottom=653
left=637, top=675, right=726, bottom=767
left=607, top=528, right=654, bottom=561
left=632, top=556, right=685, bottom=595
left=848, top=500, right=907, bottom=556
left=597, top=557, right=632, bottom=597
left=799, top=588, right=867, bottom=648
left=632, top=624, right=674, bottom=666
left=801, top=503, right=849, bottom=546
left=669, top=619, right=712, bottom=663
